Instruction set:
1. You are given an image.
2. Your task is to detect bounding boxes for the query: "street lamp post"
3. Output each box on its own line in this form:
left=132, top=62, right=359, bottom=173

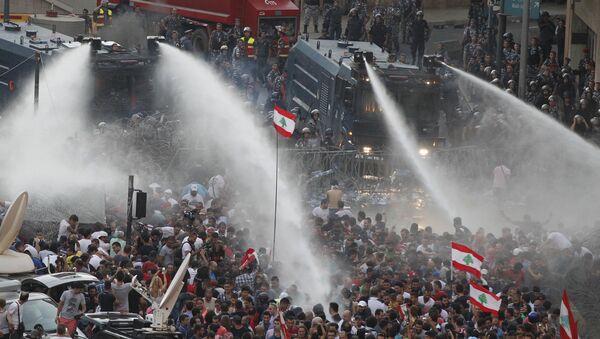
left=518, top=0, right=530, bottom=99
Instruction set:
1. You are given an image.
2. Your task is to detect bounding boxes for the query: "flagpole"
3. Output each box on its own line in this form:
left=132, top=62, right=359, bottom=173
left=272, top=132, right=279, bottom=262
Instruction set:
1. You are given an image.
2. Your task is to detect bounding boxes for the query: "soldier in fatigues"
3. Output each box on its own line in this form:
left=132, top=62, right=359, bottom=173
left=304, top=0, right=321, bottom=34
left=386, top=2, right=403, bottom=54
left=400, top=0, right=416, bottom=44
left=321, top=0, right=334, bottom=36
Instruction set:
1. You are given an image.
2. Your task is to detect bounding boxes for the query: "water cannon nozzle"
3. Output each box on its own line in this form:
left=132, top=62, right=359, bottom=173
left=423, top=55, right=443, bottom=68
left=147, top=36, right=166, bottom=54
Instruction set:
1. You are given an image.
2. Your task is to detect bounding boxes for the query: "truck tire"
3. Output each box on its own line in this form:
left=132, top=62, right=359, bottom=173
left=192, top=28, right=209, bottom=55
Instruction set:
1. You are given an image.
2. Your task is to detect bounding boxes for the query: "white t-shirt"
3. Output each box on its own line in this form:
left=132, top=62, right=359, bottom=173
left=336, top=209, right=353, bottom=218
left=24, top=244, right=39, bottom=258
left=181, top=193, right=204, bottom=207
left=417, top=296, right=435, bottom=313
left=493, top=165, right=511, bottom=189
left=162, top=196, right=179, bottom=207
left=208, top=175, right=225, bottom=199
left=57, top=219, right=71, bottom=241
left=0, top=309, right=8, bottom=333
left=89, top=254, right=103, bottom=270
left=312, top=206, right=329, bottom=221
left=367, top=297, right=388, bottom=314
left=182, top=236, right=203, bottom=257
left=79, top=238, right=92, bottom=253
left=6, top=302, right=22, bottom=330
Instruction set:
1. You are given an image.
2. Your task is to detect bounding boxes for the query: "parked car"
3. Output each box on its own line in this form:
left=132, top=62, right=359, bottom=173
left=20, top=272, right=99, bottom=302
left=83, top=312, right=183, bottom=339
left=1, top=291, right=86, bottom=338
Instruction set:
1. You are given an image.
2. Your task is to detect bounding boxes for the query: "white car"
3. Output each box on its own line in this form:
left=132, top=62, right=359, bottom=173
left=2, top=291, right=86, bottom=338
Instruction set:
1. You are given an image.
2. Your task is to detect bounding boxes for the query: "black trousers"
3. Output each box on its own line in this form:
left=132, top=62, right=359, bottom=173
left=411, top=40, right=425, bottom=68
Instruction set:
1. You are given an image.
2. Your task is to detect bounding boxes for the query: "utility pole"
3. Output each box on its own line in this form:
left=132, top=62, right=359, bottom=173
left=34, top=52, right=40, bottom=113
left=486, top=1, right=494, bottom=54
left=495, top=0, right=507, bottom=72
left=126, top=175, right=134, bottom=245
left=3, top=0, right=9, bottom=24
left=518, top=0, right=529, bottom=99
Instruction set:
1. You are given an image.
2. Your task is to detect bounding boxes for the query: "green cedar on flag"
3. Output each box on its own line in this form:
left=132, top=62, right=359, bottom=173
left=273, top=105, right=296, bottom=138
left=469, top=280, right=501, bottom=316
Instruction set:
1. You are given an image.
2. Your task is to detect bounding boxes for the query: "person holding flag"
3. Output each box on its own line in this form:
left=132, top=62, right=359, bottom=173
left=469, top=280, right=501, bottom=316
left=560, top=290, right=579, bottom=339
left=452, top=242, right=484, bottom=278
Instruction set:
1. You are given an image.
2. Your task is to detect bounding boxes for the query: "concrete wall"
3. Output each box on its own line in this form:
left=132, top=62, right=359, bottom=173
left=0, top=0, right=96, bottom=15
left=568, top=0, right=600, bottom=81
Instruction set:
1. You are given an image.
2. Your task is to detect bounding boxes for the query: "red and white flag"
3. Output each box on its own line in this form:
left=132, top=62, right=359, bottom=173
left=560, top=290, right=579, bottom=339
left=452, top=242, right=484, bottom=278
left=273, top=105, right=296, bottom=138
left=469, top=280, right=501, bottom=316
left=397, top=303, right=409, bottom=322
left=279, top=311, right=291, bottom=339
left=239, top=248, right=259, bottom=270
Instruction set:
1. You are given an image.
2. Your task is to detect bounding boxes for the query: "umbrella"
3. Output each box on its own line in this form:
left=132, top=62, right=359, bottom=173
left=180, top=182, right=208, bottom=198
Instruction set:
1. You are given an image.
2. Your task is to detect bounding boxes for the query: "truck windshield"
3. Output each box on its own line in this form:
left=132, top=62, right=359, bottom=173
left=258, top=17, right=297, bottom=37
left=358, top=87, right=435, bottom=119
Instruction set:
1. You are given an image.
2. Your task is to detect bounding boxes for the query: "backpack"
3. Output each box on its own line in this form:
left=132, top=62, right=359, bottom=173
left=174, top=240, right=194, bottom=266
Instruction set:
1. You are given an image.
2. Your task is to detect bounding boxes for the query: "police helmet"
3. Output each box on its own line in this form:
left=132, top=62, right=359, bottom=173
left=541, top=85, right=551, bottom=92
left=503, top=32, right=513, bottom=41
left=529, top=80, right=537, bottom=88
left=290, top=107, right=300, bottom=114
left=302, top=127, right=311, bottom=134
left=490, top=78, right=500, bottom=85
left=243, top=26, right=252, bottom=32
left=416, top=10, right=424, bottom=17
left=507, top=79, right=515, bottom=86
left=541, top=104, right=550, bottom=111
left=505, top=88, right=514, bottom=94
left=220, top=45, right=229, bottom=51
left=548, top=95, right=556, bottom=102
left=490, top=69, right=498, bottom=77
left=311, top=109, right=320, bottom=116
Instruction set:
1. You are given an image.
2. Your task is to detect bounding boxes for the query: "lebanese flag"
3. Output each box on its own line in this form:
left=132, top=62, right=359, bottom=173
left=280, top=311, right=291, bottom=339
left=239, top=248, right=259, bottom=270
left=560, top=290, right=579, bottom=339
left=452, top=242, right=484, bottom=278
left=397, top=303, right=409, bottom=322
left=273, top=105, right=296, bottom=138
left=469, top=280, right=501, bottom=316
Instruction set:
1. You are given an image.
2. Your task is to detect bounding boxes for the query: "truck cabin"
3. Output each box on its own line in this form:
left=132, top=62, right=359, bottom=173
left=107, top=0, right=299, bottom=51
left=285, top=39, right=443, bottom=151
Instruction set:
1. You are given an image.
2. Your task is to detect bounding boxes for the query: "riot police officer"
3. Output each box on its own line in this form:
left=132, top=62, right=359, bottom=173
left=409, top=10, right=430, bottom=68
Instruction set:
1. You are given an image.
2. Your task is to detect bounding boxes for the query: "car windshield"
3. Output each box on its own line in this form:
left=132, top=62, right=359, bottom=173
left=15, top=298, right=59, bottom=333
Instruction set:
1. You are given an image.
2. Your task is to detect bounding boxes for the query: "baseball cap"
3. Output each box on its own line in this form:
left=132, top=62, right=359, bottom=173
left=358, top=300, right=367, bottom=307
left=191, top=185, right=198, bottom=192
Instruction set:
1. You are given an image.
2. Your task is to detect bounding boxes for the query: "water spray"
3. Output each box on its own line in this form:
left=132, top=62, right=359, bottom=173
left=364, top=58, right=455, bottom=220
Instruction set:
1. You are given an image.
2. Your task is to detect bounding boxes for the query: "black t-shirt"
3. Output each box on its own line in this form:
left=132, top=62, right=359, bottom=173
left=230, top=325, right=251, bottom=338
left=138, top=244, right=156, bottom=257
left=99, top=292, right=116, bottom=311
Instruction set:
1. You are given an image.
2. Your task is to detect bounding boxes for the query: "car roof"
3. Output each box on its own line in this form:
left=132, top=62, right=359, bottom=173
left=0, top=291, right=55, bottom=302
left=0, top=276, right=21, bottom=292
left=21, top=272, right=99, bottom=288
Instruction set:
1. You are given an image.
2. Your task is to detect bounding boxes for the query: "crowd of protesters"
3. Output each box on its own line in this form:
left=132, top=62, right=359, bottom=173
left=3, top=173, right=598, bottom=338
left=461, top=5, right=600, bottom=144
